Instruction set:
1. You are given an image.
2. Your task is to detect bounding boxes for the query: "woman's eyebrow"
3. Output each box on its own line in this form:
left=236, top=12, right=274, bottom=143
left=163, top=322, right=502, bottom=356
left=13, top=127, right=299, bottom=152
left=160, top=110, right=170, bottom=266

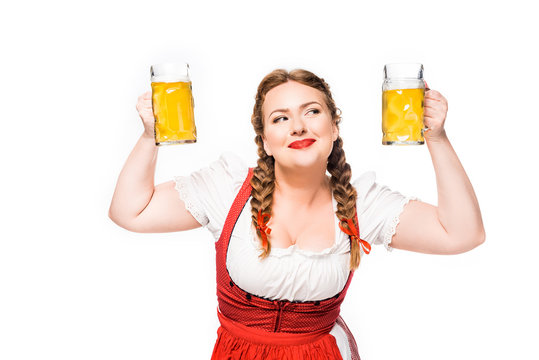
left=268, top=101, right=322, bottom=118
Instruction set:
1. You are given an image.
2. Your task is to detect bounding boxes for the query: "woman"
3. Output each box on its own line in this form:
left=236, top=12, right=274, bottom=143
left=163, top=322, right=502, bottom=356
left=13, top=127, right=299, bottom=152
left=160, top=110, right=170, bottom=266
left=109, top=69, right=485, bottom=359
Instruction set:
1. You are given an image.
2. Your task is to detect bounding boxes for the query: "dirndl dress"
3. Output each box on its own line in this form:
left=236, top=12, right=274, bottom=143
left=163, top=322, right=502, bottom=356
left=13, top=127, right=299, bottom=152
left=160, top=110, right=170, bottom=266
left=211, top=167, right=361, bottom=360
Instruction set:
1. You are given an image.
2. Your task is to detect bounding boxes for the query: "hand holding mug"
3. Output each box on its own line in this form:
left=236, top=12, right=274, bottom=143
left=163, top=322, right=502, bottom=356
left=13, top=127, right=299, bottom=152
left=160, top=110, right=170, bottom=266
left=423, top=87, right=448, bottom=142
left=136, top=91, right=156, bottom=139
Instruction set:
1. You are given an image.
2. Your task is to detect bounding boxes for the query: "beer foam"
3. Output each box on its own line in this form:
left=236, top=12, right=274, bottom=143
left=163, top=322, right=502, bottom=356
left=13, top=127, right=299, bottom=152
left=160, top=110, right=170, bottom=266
left=150, top=62, right=190, bottom=83
left=384, top=80, right=425, bottom=90
left=151, top=74, right=190, bottom=83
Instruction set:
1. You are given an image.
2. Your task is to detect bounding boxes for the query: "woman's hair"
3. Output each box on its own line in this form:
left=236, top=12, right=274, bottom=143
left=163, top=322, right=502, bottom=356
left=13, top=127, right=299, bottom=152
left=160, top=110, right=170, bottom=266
left=250, top=69, right=362, bottom=270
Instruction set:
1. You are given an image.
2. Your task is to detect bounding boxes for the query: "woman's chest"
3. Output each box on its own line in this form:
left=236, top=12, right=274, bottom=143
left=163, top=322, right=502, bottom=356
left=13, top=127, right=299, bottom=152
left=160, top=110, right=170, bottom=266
left=267, top=200, right=337, bottom=252
left=226, top=207, right=351, bottom=301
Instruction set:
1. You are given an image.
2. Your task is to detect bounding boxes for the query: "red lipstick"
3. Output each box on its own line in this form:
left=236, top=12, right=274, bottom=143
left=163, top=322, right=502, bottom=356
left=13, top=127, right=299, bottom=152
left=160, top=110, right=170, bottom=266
left=288, top=139, right=316, bottom=149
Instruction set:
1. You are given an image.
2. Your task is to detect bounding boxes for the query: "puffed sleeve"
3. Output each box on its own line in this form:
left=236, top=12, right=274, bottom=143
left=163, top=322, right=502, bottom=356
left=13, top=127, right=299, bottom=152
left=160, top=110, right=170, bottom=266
left=172, top=152, right=250, bottom=240
left=354, top=171, right=419, bottom=252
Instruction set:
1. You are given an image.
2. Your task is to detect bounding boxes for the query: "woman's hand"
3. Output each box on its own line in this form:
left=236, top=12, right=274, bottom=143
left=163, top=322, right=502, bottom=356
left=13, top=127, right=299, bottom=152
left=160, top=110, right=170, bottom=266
left=423, top=86, right=448, bottom=142
left=136, top=91, right=155, bottom=139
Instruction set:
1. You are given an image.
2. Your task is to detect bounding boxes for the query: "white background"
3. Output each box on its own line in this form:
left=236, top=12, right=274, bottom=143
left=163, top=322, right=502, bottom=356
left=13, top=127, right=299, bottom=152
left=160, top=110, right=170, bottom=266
left=1, top=0, right=538, bottom=359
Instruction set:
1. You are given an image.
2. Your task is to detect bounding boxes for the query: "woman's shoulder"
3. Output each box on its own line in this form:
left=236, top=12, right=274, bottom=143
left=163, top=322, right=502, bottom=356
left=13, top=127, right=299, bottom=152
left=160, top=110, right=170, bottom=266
left=351, top=170, right=408, bottom=210
left=172, top=152, right=252, bottom=237
left=213, top=151, right=247, bottom=165
left=211, top=151, right=251, bottom=178
left=173, top=151, right=251, bottom=195
left=351, top=171, right=377, bottom=199
left=201, top=151, right=251, bottom=193
left=350, top=170, right=418, bottom=249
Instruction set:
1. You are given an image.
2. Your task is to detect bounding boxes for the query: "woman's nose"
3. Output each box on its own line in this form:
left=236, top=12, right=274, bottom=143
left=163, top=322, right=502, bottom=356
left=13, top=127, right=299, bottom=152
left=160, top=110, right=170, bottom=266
left=289, top=116, right=307, bottom=136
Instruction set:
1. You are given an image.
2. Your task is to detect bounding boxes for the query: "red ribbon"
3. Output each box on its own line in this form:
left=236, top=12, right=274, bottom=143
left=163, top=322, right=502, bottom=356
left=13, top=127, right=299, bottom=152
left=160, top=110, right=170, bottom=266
left=339, top=218, right=371, bottom=254
left=257, top=209, right=272, bottom=251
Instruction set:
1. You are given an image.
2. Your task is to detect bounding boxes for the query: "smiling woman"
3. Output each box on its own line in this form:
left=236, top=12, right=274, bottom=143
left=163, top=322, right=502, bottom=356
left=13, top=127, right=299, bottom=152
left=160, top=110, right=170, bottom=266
left=251, top=71, right=354, bottom=263
left=108, top=67, right=485, bottom=360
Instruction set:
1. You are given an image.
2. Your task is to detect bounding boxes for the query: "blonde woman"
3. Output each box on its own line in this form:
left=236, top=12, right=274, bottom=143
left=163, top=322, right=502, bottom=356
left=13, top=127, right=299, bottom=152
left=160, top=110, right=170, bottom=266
left=109, top=69, right=485, bottom=359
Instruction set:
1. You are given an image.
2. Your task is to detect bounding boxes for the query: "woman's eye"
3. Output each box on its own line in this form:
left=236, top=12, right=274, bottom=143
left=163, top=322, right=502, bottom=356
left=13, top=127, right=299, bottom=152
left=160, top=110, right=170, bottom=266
left=306, top=109, right=320, bottom=115
left=273, top=116, right=287, bottom=123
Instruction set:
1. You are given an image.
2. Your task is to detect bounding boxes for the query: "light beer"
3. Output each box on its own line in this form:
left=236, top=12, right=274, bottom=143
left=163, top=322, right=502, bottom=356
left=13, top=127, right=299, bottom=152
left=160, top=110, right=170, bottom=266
left=150, top=62, right=196, bottom=146
left=152, top=81, right=196, bottom=145
left=382, top=88, right=424, bottom=145
left=382, top=63, right=426, bottom=145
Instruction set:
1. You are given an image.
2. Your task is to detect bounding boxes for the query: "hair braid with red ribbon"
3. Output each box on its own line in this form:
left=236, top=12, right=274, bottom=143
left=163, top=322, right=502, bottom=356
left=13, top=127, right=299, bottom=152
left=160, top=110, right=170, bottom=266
left=339, top=216, right=371, bottom=255
left=256, top=209, right=272, bottom=253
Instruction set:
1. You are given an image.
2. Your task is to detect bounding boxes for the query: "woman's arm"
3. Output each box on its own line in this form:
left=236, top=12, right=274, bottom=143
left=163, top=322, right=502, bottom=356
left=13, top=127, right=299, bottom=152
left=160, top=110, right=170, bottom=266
left=390, top=89, right=485, bottom=254
left=108, top=92, right=201, bottom=233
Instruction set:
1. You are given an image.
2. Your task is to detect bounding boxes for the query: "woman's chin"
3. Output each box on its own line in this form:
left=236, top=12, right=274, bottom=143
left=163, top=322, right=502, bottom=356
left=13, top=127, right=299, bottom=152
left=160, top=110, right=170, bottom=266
left=277, top=154, right=326, bottom=170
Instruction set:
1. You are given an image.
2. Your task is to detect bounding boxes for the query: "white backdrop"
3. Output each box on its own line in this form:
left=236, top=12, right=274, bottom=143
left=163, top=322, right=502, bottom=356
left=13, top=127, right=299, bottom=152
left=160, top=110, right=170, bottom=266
left=1, top=0, right=538, bottom=359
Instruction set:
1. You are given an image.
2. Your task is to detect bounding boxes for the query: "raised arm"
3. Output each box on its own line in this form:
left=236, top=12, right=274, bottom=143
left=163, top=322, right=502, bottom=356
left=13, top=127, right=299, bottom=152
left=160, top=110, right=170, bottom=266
left=108, top=92, right=201, bottom=233
left=390, top=89, right=485, bottom=254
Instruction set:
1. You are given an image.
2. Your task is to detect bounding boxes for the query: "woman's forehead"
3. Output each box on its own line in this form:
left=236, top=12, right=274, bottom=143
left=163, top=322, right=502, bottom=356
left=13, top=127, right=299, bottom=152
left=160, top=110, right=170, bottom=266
left=263, top=81, right=325, bottom=113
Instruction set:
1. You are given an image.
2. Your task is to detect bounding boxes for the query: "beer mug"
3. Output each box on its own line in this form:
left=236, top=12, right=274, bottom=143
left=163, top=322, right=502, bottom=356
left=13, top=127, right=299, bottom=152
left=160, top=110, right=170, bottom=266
left=382, top=63, right=426, bottom=145
left=151, top=62, right=196, bottom=146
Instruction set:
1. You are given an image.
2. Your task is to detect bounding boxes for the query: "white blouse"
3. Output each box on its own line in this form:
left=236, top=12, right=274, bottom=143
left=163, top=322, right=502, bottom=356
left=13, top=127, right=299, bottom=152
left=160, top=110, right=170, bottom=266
left=174, top=152, right=417, bottom=358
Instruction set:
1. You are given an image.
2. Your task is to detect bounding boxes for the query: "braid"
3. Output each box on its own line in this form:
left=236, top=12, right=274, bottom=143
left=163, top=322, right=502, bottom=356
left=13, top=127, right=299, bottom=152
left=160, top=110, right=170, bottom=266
left=327, top=137, right=361, bottom=270
left=250, top=135, right=275, bottom=258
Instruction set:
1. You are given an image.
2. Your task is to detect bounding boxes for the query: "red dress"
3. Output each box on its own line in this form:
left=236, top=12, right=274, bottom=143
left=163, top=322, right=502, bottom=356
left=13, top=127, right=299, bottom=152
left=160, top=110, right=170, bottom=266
left=211, top=168, right=361, bottom=360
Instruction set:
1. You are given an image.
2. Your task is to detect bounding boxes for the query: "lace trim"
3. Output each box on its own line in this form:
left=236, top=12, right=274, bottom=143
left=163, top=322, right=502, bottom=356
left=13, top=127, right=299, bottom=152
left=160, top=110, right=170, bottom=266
left=173, top=176, right=209, bottom=227
left=382, top=196, right=420, bottom=252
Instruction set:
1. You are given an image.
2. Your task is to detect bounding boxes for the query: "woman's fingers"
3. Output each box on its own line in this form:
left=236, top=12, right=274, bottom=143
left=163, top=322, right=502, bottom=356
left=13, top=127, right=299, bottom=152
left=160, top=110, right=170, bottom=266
left=425, top=89, right=444, bottom=100
left=424, top=106, right=444, bottom=119
left=422, top=88, right=448, bottom=141
left=135, top=92, right=156, bottom=137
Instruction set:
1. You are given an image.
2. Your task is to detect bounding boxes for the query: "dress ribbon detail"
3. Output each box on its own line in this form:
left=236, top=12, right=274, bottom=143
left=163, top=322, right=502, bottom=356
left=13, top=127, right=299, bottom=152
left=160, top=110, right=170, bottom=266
left=256, top=209, right=272, bottom=251
left=339, top=218, right=371, bottom=254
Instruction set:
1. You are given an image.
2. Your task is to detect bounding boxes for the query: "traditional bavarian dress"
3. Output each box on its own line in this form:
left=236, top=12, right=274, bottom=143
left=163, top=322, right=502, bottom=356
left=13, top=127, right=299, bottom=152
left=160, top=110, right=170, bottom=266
left=173, top=152, right=416, bottom=359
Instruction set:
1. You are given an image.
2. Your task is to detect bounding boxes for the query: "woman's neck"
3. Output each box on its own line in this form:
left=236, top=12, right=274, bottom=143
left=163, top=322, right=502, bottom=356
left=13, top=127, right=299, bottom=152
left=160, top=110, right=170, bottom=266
left=273, top=162, right=331, bottom=208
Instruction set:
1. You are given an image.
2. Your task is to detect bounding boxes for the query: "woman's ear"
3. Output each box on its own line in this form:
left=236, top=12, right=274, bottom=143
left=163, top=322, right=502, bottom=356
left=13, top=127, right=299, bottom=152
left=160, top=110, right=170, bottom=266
left=332, top=124, right=339, bottom=142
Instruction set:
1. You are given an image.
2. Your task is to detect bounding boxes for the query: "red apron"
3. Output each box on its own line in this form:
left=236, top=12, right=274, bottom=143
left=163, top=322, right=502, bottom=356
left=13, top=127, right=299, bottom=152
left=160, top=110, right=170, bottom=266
left=211, top=167, right=361, bottom=360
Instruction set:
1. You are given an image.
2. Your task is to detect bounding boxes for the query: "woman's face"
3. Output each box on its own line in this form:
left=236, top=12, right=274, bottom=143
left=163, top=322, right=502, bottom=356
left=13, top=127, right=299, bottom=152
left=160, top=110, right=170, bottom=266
left=262, top=81, right=339, bottom=171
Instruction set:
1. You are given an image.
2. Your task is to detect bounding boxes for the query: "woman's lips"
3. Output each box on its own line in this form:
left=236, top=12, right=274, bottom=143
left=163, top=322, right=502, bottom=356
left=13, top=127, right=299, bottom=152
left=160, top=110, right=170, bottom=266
left=288, top=139, right=316, bottom=149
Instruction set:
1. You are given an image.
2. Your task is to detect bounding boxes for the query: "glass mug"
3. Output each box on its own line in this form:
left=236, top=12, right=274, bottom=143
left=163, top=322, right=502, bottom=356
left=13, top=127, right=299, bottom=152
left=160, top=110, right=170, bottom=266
left=150, top=62, right=196, bottom=146
left=382, top=63, right=426, bottom=145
